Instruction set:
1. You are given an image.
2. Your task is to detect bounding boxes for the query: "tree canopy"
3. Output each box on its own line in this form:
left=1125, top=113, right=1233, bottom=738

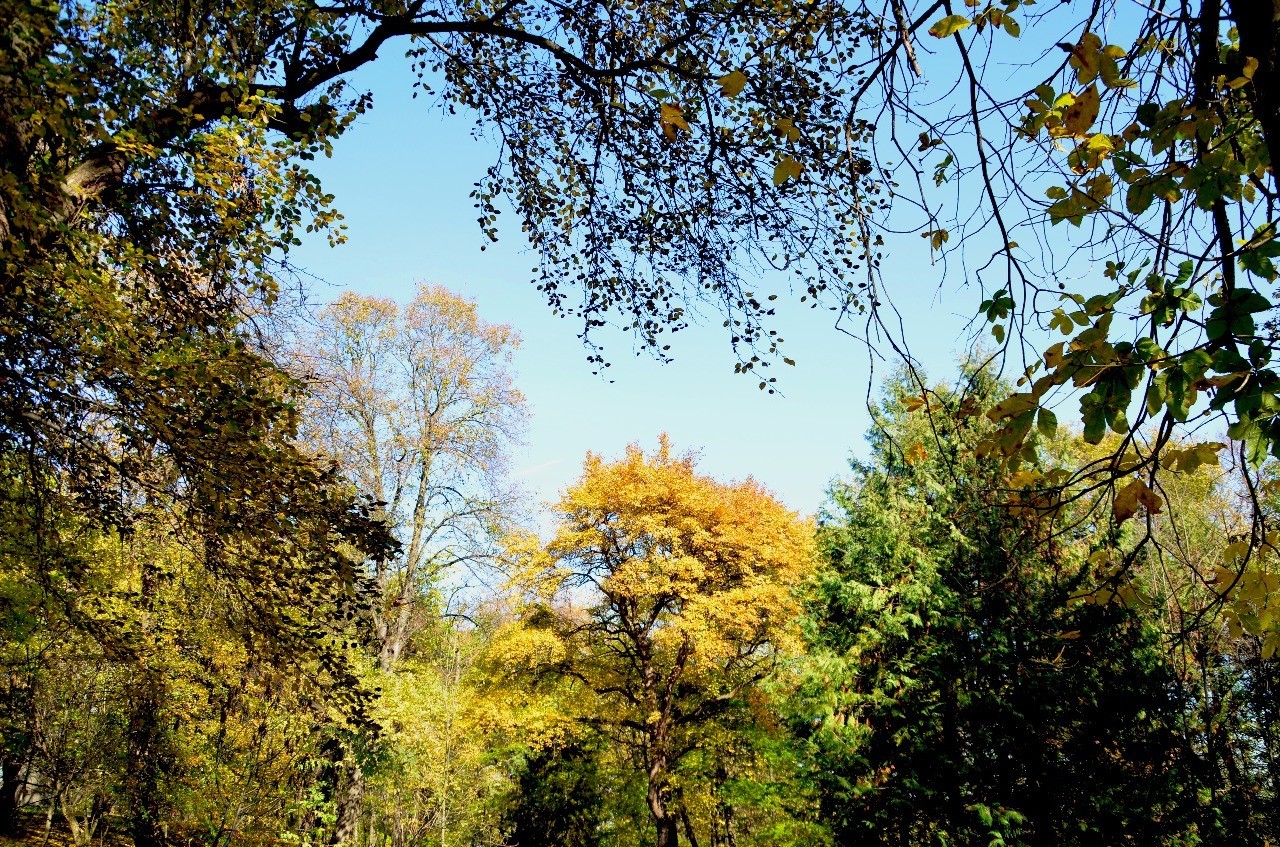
left=500, top=438, right=816, bottom=847
left=9, top=0, right=1280, bottom=845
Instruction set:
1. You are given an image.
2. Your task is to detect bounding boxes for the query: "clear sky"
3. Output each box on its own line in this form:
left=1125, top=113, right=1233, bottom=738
left=289, top=55, right=979, bottom=516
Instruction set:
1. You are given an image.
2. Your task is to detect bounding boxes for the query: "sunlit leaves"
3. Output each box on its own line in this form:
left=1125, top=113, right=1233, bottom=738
left=504, top=438, right=815, bottom=838
left=928, top=14, right=971, bottom=38
left=1159, top=442, right=1225, bottom=473
left=1036, top=407, right=1058, bottom=437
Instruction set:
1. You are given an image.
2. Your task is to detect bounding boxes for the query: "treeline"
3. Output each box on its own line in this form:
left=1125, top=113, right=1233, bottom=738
left=2, top=287, right=1277, bottom=847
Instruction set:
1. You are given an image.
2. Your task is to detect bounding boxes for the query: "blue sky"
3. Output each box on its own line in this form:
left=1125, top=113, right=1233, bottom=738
left=289, top=56, right=980, bottom=516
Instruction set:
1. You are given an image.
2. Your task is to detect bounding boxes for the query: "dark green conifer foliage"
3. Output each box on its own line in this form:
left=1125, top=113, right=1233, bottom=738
left=794, top=370, right=1193, bottom=846
left=504, top=743, right=604, bottom=847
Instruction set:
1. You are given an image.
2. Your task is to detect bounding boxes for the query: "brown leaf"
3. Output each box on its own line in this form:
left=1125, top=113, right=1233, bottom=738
left=1114, top=478, right=1163, bottom=523
left=1062, top=85, right=1100, bottom=138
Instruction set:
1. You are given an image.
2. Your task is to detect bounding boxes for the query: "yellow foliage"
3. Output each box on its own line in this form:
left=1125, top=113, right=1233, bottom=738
left=503, top=435, right=817, bottom=775
left=485, top=623, right=566, bottom=671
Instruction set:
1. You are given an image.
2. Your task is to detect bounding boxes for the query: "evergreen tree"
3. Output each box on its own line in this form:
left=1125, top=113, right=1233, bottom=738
left=504, top=742, right=604, bottom=847
left=793, top=370, right=1195, bottom=846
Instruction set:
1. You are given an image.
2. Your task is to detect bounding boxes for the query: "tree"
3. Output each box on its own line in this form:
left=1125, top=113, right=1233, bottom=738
left=502, top=741, right=605, bottom=847
left=502, top=438, right=815, bottom=847
left=3, top=0, right=881, bottom=446
left=292, top=283, right=524, bottom=844
left=793, top=370, right=1199, bottom=846
left=299, top=284, right=525, bottom=671
left=820, top=0, right=1280, bottom=609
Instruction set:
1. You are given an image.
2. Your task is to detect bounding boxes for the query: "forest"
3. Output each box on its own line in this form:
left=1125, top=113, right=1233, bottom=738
left=4, top=0, right=1280, bottom=845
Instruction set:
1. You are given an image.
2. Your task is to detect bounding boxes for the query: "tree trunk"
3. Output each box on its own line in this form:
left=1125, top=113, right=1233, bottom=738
left=654, top=815, right=679, bottom=847
left=646, top=753, right=679, bottom=847
left=126, top=553, right=168, bottom=847
left=125, top=672, right=167, bottom=847
left=1229, top=1, right=1280, bottom=173
left=330, top=766, right=364, bottom=847
left=0, top=754, right=23, bottom=835
left=323, top=739, right=365, bottom=847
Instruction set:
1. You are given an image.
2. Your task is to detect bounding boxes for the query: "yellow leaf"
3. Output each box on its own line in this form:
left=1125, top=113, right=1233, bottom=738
left=929, top=14, right=971, bottom=38
left=660, top=103, right=691, bottom=141
left=718, top=70, right=748, bottom=98
left=986, top=392, right=1038, bottom=422
left=905, top=443, right=928, bottom=465
left=773, top=156, right=803, bottom=186
left=1043, top=341, right=1066, bottom=368
left=1244, top=56, right=1260, bottom=80
left=1062, top=85, right=1101, bottom=138
left=1069, top=32, right=1103, bottom=84
left=1009, top=469, right=1040, bottom=488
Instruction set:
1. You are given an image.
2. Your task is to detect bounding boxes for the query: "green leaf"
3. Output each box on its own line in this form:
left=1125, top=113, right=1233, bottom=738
left=773, top=156, right=804, bottom=186
left=1037, top=407, right=1058, bottom=437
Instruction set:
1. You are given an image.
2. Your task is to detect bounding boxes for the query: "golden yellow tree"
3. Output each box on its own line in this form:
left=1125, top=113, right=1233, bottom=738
left=505, top=437, right=814, bottom=847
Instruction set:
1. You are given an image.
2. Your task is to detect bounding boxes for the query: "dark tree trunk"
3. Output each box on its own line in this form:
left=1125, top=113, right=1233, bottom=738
left=0, top=755, right=22, bottom=835
left=125, top=672, right=167, bottom=847
left=1229, top=1, right=1280, bottom=172
left=125, top=557, right=169, bottom=847
left=655, top=815, right=679, bottom=847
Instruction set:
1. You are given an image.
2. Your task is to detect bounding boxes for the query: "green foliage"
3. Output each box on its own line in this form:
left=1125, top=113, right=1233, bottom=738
left=503, top=742, right=604, bottom=847
left=792, top=370, right=1197, bottom=846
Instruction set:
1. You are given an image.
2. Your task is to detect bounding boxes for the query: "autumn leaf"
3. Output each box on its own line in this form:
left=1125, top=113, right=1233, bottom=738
left=986, top=392, right=1039, bottom=422
left=1068, top=32, right=1104, bottom=84
left=1062, top=85, right=1101, bottom=137
left=659, top=103, right=691, bottom=141
left=717, top=70, right=747, bottom=97
left=773, top=118, right=802, bottom=142
left=773, top=156, right=804, bottom=186
left=929, top=14, right=971, bottom=38
left=905, top=443, right=928, bottom=465
left=1114, top=478, right=1164, bottom=523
